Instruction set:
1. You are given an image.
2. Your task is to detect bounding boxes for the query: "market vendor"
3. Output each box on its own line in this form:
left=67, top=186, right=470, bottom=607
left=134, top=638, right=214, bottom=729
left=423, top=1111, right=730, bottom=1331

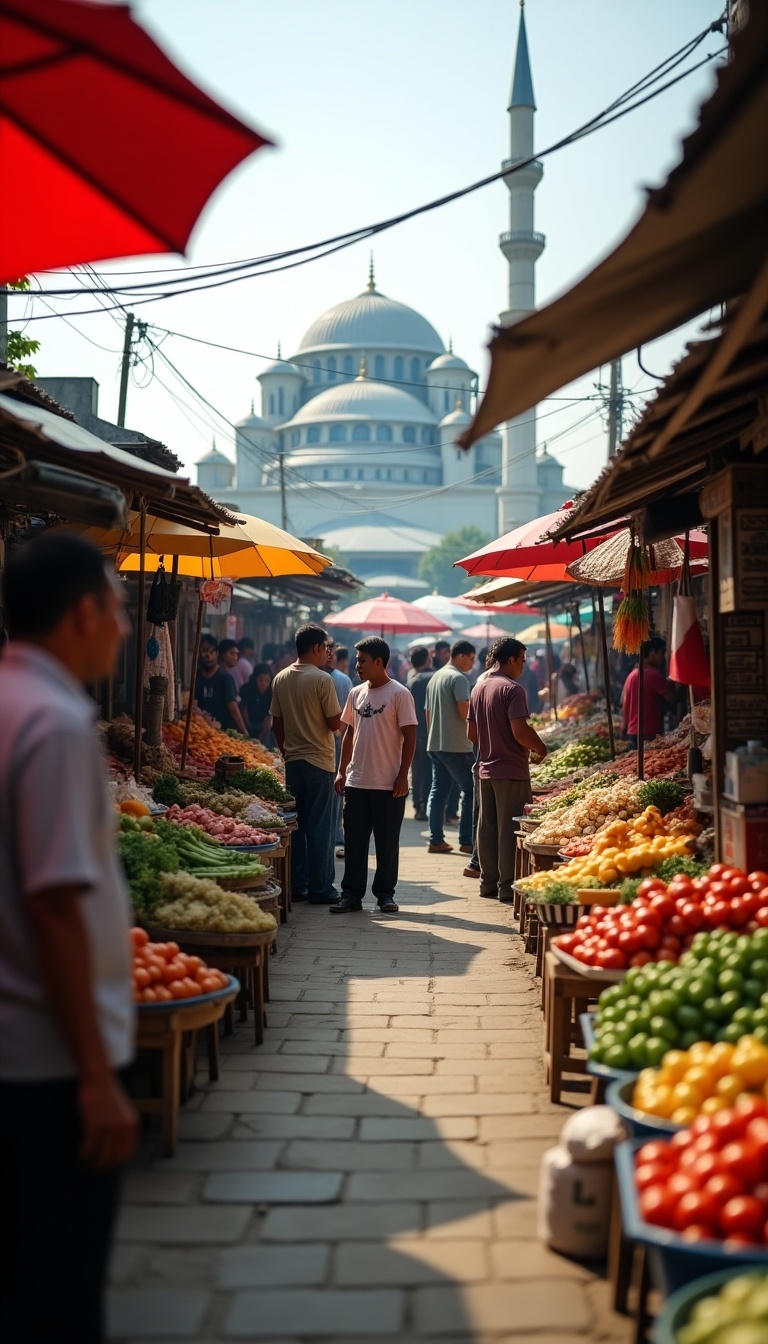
left=621, top=636, right=678, bottom=746
left=193, top=633, right=248, bottom=735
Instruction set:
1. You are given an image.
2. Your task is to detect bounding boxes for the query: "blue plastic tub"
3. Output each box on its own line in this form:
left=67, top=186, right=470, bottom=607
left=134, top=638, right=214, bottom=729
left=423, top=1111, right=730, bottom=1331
left=654, top=1266, right=768, bottom=1344
left=615, top=1140, right=768, bottom=1297
left=580, top=1012, right=638, bottom=1086
left=607, top=1077, right=683, bottom=1141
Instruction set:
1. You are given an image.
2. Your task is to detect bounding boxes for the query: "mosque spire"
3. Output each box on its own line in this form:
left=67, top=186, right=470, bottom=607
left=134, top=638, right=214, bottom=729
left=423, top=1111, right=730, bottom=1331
left=509, top=0, right=535, bottom=110
left=357, top=356, right=367, bottom=379
left=367, top=253, right=376, bottom=292
left=277, top=341, right=282, bottom=359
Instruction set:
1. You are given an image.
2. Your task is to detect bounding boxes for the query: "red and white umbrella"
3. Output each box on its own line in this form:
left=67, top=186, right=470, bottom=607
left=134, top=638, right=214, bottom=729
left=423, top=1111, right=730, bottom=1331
left=455, top=502, right=614, bottom=583
left=325, top=593, right=451, bottom=636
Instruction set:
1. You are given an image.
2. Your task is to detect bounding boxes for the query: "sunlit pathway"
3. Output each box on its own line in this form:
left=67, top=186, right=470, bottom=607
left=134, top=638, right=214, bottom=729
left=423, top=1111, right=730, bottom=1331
left=108, top=817, right=632, bottom=1343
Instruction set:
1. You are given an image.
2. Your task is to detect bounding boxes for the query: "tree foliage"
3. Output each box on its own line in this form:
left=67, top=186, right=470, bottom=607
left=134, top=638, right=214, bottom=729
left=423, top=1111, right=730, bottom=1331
left=417, top=525, right=490, bottom=596
left=4, top=278, right=40, bottom=379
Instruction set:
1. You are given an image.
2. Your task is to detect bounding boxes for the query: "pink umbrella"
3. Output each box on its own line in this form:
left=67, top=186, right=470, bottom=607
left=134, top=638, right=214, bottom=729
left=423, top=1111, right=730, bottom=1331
left=461, top=621, right=513, bottom=640
left=325, top=593, right=450, bottom=636
left=455, top=502, right=615, bottom=582
left=454, top=593, right=543, bottom=617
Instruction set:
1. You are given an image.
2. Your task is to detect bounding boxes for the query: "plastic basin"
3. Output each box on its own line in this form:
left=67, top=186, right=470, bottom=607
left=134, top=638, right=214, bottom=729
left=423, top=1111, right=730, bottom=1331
left=615, top=1139, right=768, bottom=1297
left=580, top=1012, right=638, bottom=1085
left=654, top=1266, right=768, bottom=1344
left=607, top=1076, right=683, bottom=1141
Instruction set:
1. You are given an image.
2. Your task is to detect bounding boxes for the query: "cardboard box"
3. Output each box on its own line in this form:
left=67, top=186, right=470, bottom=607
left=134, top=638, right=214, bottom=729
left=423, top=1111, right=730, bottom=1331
left=724, top=750, right=768, bottom=803
left=720, top=798, right=768, bottom=872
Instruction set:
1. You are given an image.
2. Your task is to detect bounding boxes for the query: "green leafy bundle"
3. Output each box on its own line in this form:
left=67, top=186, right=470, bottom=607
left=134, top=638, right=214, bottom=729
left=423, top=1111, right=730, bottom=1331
left=637, top=780, right=686, bottom=815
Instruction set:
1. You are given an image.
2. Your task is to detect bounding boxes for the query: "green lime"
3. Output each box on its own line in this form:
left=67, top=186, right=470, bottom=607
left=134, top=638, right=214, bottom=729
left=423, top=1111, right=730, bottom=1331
left=675, top=1004, right=703, bottom=1030
left=627, top=1033, right=650, bottom=1068
left=751, top=1006, right=768, bottom=1029
left=700, top=1020, right=720, bottom=1042
left=752, top=1025, right=768, bottom=1046
left=719, top=972, right=745, bottom=995
left=679, top=1029, right=704, bottom=1050
left=744, top=979, right=765, bottom=1004
left=649, top=1015, right=678, bottom=1043
left=721, top=1022, right=747, bottom=1044
left=703, top=995, right=729, bottom=1023
left=748, top=957, right=768, bottom=980
left=645, top=1036, right=671, bottom=1066
left=686, top=979, right=711, bottom=1005
left=732, top=1007, right=755, bottom=1027
left=604, top=1043, right=631, bottom=1070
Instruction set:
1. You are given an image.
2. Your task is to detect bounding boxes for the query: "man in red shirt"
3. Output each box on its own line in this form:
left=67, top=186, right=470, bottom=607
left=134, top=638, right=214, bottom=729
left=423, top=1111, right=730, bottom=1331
left=621, top=637, right=678, bottom=746
left=467, top=638, right=547, bottom=903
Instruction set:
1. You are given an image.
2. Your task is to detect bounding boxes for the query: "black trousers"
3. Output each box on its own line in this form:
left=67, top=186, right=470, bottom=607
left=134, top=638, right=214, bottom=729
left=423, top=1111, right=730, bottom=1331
left=341, top=787, right=407, bottom=903
left=411, top=737, right=430, bottom=811
left=0, top=1075, right=125, bottom=1344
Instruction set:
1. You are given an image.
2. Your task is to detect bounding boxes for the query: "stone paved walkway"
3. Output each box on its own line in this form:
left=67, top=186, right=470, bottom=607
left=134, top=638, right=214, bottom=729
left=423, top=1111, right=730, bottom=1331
left=109, top=817, right=633, bottom=1343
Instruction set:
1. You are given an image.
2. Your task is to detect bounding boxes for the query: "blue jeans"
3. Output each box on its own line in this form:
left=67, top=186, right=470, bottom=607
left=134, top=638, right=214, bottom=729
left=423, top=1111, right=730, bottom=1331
left=285, top=760, right=336, bottom=900
left=332, top=735, right=344, bottom=846
left=427, top=751, right=475, bottom=848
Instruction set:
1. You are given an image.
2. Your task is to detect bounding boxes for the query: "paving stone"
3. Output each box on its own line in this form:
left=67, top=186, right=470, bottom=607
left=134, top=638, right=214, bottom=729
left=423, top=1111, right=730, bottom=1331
left=204, top=1170, right=343, bottom=1204
left=215, top=1243, right=330, bottom=1289
left=385, top=1041, right=483, bottom=1060
left=200, top=1091, right=302, bottom=1114
left=122, top=1173, right=199, bottom=1204
left=343, top=1028, right=434, bottom=1044
left=234, top=1053, right=333, bottom=1073
left=365, top=1074, right=476, bottom=1096
left=152, top=1141, right=284, bottom=1172
left=412, top=1280, right=590, bottom=1335
left=283, top=1038, right=385, bottom=1058
left=304, top=1093, right=421, bottom=1117
left=359, top=1117, right=478, bottom=1142
left=256, top=1072, right=365, bottom=1093
left=334, top=1238, right=488, bottom=1286
left=347, top=1169, right=512, bottom=1203
left=115, top=1206, right=251, bottom=1244
left=423, top=1201, right=496, bottom=1239
left=479, top=1113, right=565, bottom=1142
left=489, top=1240, right=590, bottom=1281
left=176, top=1112, right=234, bottom=1141
left=107, top=1289, right=209, bottom=1338
left=108, top=1245, right=146, bottom=1284
left=282, top=1139, right=416, bottom=1172
left=421, top=1093, right=537, bottom=1117
left=230, top=1114, right=356, bottom=1141
left=334, top=1055, right=434, bottom=1076
left=222, top=1287, right=404, bottom=1337
left=260, top=1202, right=422, bottom=1242
left=436, top=1053, right=538, bottom=1073
left=416, top=1141, right=487, bottom=1170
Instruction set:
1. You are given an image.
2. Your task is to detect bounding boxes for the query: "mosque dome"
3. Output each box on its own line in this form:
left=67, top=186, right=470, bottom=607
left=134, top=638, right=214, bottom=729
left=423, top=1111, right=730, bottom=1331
left=285, top=369, right=436, bottom=428
left=235, top=404, right=266, bottom=430
left=439, top=400, right=472, bottom=430
left=295, top=285, right=444, bottom=357
left=258, top=354, right=303, bottom=380
left=197, top=446, right=232, bottom=465
left=428, top=351, right=471, bottom=373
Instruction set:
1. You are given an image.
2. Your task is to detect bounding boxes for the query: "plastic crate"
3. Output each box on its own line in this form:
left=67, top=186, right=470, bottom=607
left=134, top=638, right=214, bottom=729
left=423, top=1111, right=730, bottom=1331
left=615, top=1139, right=768, bottom=1297
left=654, top=1266, right=768, bottom=1344
left=606, top=1077, right=683, bottom=1141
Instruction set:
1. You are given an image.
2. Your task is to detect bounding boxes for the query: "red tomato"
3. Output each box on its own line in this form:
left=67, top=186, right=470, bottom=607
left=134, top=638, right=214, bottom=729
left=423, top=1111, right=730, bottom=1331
left=709, top=865, right=729, bottom=880
left=680, top=903, right=705, bottom=930
left=748, top=871, right=768, bottom=888
left=655, top=949, right=678, bottom=963
left=556, top=934, right=577, bottom=954
left=630, top=951, right=654, bottom=967
left=635, top=924, right=661, bottom=950
left=619, top=930, right=642, bottom=954
left=719, top=1140, right=767, bottom=1187
left=637, top=1141, right=675, bottom=1166
left=649, top=894, right=675, bottom=921
left=667, top=915, right=689, bottom=938
left=719, top=1196, right=766, bottom=1240
left=638, top=878, right=667, bottom=898
left=710, top=1110, right=747, bottom=1145
left=705, top=1173, right=744, bottom=1205
left=670, top=1129, right=697, bottom=1151
left=746, top=1117, right=768, bottom=1145
left=674, top=1189, right=721, bottom=1232
left=756, top=908, right=768, bottom=929
left=636, top=1161, right=674, bottom=1191
left=729, top=898, right=750, bottom=927
left=680, top=1224, right=716, bottom=1243
left=639, top=1185, right=676, bottom=1228
left=596, top=949, right=627, bottom=970
left=668, top=1171, right=701, bottom=1199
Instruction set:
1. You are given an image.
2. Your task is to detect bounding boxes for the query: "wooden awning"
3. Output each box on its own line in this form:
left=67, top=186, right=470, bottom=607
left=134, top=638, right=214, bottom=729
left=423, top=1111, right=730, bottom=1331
left=459, top=4, right=768, bottom=448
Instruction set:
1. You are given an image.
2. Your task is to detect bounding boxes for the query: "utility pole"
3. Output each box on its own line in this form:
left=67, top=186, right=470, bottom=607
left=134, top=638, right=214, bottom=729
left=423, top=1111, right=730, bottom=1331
left=117, top=312, right=135, bottom=427
left=278, top=452, right=288, bottom=531
left=607, top=357, right=624, bottom=459
left=0, top=286, right=7, bottom=363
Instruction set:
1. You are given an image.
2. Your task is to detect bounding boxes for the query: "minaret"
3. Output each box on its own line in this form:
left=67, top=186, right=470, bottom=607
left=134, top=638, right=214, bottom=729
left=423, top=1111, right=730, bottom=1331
left=496, top=0, right=544, bottom=533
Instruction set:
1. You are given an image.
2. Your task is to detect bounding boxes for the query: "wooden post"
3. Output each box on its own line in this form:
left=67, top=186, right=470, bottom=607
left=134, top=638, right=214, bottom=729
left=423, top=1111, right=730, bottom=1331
left=181, top=594, right=204, bottom=771
left=133, top=501, right=147, bottom=780
left=545, top=610, right=558, bottom=722
left=168, top=553, right=180, bottom=712
left=637, top=648, right=645, bottom=781
left=596, top=589, right=616, bottom=760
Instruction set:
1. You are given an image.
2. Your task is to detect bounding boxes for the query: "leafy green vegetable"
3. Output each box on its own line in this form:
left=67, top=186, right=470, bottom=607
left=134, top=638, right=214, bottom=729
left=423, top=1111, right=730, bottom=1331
left=117, top=828, right=180, bottom=918
left=655, top=854, right=708, bottom=881
left=619, top=878, right=642, bottom=905
left=211, top=767, right=290, bottom=803
left=636, top=779, right=686, bottom=814
left=526, top=880, right=579, bottom=906
left=152, top=773, right=183, bottom=806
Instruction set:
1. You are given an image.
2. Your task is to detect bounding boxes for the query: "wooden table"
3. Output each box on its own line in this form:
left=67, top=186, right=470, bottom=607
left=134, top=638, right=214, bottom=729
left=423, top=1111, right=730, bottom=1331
left=542, top=951, right=598, bottom=1103
left=134, top=979, right=239, bottom=1155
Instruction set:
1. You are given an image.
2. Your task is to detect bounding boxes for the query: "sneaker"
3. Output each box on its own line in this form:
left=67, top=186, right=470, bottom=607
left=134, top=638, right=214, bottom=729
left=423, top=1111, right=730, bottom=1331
left=291, top=892, right=308, bottom=903
left=463, top=866, right=480, bottom=879
left=335, top=846, right=345, bottom=858
left=329, top=895, right=364, bottom=913
left=377, top=897, right=399, bottom=915
left=459, top=844, right=473, bottom=855
left=428, top=842, right=453, bottom=853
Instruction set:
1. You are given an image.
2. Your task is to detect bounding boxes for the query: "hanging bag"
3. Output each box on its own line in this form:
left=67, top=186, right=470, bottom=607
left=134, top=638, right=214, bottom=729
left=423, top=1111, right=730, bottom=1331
left=146, top=558, right=181, bottom=626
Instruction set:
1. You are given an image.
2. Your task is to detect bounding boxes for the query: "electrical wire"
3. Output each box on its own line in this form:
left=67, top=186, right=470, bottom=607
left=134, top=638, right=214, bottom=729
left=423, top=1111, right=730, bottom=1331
left=11, top=28, right=726, bottom=319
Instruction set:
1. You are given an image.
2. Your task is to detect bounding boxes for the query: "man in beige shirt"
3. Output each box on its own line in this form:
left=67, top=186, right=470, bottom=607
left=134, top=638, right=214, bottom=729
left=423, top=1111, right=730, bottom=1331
left=270, top=624, right=342, bottom=903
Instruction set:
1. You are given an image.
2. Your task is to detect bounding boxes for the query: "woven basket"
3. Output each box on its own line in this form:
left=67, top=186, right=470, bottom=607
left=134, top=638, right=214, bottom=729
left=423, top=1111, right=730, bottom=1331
left=527, top=900, right=582, bottom=929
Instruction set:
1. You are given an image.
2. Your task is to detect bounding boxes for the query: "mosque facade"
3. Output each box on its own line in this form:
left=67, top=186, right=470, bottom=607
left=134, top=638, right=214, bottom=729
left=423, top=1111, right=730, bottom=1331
left=197, top=7, right=572, bottom=590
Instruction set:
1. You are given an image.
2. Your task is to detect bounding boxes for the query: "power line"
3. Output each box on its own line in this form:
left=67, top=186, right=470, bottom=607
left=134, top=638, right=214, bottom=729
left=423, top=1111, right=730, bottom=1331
left=11, top=30, right=726, bottom=320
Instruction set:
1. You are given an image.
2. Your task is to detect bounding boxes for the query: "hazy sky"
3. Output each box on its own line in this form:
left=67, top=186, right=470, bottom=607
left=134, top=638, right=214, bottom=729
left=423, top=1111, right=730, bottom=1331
left=15, top=0, right=727, bottom=519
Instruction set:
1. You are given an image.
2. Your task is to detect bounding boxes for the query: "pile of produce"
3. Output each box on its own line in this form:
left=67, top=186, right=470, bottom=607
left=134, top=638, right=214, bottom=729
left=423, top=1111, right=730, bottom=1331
left=530, top=773, right=621, bottom=814
left=557, top=693, right=602, bottom=723
left=109, top=778, right=156, bottom=812
left=560, top=836, right=596, bottom=857
left=209, top=767, right=292, bottom=805
left=102, top=717, right=178, bottom=775
left=632, top=1103, right=768, bottom=1246
left=117, top=817, right=266, bottom=919
left=556, top=867, right=767, bottom=975
left=163, top=720, right=281, bottom=775
left=632, top=1036, right=768, bottom=1125
left=530, top=779, right=644, bottom=844
left=611, top=737, right=690, bottom=779
left=164, top=803, right=278, bottom=847
left=531, top=736, right=613, bottom=785
left=243, top=798, right=287, bottom=827
left=587, top=923, right=768, bottom=1069
left=155, top=872, right=277, bottom=934
left=674, top=1272, right=768, bottom=1344
left=519, top=805, right=699, bottom=893
left=131, top=927, right=230, bottom=1002
left=152, top=772, right=291, bottom=814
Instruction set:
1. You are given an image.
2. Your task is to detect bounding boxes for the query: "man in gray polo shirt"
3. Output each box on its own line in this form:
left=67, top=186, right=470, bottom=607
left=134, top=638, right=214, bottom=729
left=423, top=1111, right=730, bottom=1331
left=0, top=532, right=137, bottom=1344
left=425, top=638, right=476, bottom=854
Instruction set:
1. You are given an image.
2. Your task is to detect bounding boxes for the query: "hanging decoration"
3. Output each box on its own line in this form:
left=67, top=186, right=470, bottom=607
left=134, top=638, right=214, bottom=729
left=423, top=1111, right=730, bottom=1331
left=612, top=533, right=651, bottom=653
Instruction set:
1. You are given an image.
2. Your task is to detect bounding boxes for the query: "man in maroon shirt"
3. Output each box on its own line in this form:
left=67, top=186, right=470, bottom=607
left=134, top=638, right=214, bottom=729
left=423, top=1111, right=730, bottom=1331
left=621, top=637, right=678, bottom=746
left=467, top=638, right=547, bottom=903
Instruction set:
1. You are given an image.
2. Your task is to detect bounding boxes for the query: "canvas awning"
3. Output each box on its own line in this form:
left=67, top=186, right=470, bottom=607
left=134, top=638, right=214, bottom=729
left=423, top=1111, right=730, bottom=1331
left=459, top=3, right=768, bottom=448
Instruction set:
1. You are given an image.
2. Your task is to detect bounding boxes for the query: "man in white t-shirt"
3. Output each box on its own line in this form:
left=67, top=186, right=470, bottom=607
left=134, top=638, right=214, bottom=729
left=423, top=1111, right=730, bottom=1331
left=331, top=638, right=417, bottom=915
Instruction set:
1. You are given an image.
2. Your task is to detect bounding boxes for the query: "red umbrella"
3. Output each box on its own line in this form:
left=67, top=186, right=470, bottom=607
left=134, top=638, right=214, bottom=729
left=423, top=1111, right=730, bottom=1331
left=455, top=501, right=614, bottom=583
left=325, top=593, right=451, bottom=636
left=453, top=593, right=542, bottom=617
left=0, top=0, right=271, bottom=281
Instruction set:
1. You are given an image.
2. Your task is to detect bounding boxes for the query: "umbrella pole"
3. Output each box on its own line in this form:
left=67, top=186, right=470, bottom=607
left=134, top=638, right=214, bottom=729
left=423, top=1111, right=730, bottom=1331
left=133, top=500, right=147, bottom=781
left=545, top=611, right=558, bottom=722
left=181, top=593, right=204, bottom=772
left=596, top=589, right=616, bottom=761
left=169, top=553, right=180, bottom=711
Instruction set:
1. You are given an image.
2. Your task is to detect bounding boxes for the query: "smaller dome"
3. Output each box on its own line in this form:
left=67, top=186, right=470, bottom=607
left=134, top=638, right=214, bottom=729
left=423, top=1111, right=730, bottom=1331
left=440, top=400, right=472, bottom=428
left=236, top=406, right=266, bottom=429
left=428, top=351, right=471, bottom=373
left=197, top=447, right=232, bottom=465
left=258, top=354, right=303, bottom=380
